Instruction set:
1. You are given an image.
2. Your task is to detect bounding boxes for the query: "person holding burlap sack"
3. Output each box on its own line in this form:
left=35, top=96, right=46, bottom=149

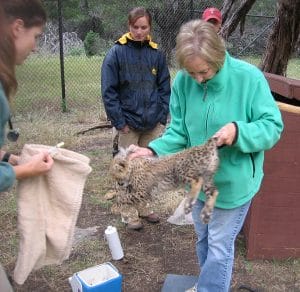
left=0, top=1, right=56, bottom=291
left=0, top=1, right=53, bottom=290
left=1, top=1, right=93, bottom=288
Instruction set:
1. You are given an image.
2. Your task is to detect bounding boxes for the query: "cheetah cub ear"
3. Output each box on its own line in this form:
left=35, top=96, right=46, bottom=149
left=113, top=160, right=128, bottom=172
left=113, top=147, right=125, bottom=157
left=125, top=145, right=137, bottom=157
left=110, top=153, right=129, bottom=178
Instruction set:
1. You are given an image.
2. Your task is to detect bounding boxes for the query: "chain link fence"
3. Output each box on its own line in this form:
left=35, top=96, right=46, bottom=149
left=12, top=0, right=298, bottom=122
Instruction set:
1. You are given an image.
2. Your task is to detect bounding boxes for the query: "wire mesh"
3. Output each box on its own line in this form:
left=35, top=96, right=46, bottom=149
left=13, top=0, right=299, bottom=122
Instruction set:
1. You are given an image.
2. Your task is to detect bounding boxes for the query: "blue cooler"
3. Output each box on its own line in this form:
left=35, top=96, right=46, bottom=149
left=69, top=262, right=122, bottom=292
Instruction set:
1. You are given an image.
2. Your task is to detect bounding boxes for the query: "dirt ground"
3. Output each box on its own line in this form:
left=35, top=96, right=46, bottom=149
left=2, top=125, right=300, bottom=292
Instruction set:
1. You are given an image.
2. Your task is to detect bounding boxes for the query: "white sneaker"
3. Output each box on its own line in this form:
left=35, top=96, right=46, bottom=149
left=185, top=283, right=197, bottom=292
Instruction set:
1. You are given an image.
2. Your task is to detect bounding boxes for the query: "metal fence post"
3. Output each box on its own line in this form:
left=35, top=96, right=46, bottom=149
left=58, top=0, right=67, bottom=112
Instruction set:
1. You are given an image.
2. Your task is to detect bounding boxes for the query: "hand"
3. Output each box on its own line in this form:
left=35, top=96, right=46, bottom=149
left=0, top=150, right=19, bottom=165
left=29, top=152, right=54, bottom=175
left=120, top=125, right=130, bottom=134
left=213, top=123, right=237, bottom=147
left=127, top=145, right=154, bottom=160
left=9, top=153, right=20, bottom=166
left=14, top=152, right=54, bottom=179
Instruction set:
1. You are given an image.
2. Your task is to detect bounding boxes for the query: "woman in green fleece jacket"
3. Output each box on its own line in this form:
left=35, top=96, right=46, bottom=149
left=130, top=20, right=283, bottom=292
left=0, top=1, right=54, bottom=291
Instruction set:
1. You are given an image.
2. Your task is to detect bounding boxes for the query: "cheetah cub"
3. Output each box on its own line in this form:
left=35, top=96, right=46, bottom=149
left=110, top=137, right=219, bottom=224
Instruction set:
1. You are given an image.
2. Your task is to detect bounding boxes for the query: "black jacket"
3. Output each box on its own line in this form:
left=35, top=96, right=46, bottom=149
left=101, top=33, right=171, bottom=131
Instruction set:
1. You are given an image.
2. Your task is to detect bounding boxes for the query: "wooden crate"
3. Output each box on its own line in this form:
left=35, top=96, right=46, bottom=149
left=243, top=73, right=300, bottom=259
left=243, top=73, right=300, bottom=260
left=244, top=108, right=300, bottom=259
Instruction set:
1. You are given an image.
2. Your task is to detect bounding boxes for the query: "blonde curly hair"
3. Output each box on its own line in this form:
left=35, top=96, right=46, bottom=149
left=175, top=19, right=225, bottom=72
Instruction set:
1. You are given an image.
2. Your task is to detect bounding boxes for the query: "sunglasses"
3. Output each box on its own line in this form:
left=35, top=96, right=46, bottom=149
left=7, top=118, right=19, bottom=142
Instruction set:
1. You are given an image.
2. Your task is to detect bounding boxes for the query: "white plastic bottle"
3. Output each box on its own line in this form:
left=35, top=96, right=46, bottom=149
left=104, top=226, right=124, bottom=260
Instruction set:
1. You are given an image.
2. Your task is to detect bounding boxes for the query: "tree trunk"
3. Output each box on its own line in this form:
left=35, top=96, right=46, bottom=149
left=221, top=0, right=256, bottom=40
left=259, top=0, right=300, bottom=75
left=221, top=0, right=236, bottom=23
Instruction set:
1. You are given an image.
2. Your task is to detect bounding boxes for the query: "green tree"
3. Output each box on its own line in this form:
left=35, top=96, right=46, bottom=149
left=84, top=30, right=101, bottom=57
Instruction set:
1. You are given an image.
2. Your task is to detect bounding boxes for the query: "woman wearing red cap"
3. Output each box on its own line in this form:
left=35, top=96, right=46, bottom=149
left=202, top=7, right=222, bottom=33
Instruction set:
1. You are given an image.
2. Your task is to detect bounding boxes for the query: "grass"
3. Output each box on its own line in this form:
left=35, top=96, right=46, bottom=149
left=15, top=55, right=105, bottom=115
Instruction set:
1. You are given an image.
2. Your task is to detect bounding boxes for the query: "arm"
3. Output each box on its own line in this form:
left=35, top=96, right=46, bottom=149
left=101, top=47, right=126, bottom=130
left=149, top=72, right=189, bottom=155
left=14, top=152, right=54, bottom=179
left=0, top=152, right=53, bottom=192
left=0, top=162, right=16, bottom=192
left=129, top=71, right=197, bottom=158
left=232, top=76, right=283, bottom=153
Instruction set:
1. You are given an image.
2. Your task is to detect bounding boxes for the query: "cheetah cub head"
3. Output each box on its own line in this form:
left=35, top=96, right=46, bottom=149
left=109, top=147, right=133, bottom=188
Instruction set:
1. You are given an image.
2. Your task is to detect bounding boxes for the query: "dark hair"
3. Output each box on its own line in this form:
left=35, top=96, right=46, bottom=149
left=128, top=7, right=152, bottom=27
left=0, top=0, right=47, bottom=99
left=2, top=0, right=46, bottom=28
left=0, top=6, right=16, bottom=99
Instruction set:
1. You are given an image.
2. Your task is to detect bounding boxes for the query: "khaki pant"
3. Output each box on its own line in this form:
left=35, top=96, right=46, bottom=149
left=0, top=264, right=13, bottom=292
left=112, top=123, right=165, bottom=149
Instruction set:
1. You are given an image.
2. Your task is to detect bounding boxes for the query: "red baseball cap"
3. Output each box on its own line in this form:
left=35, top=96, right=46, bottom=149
left=202, top=7, right=222, bottom=24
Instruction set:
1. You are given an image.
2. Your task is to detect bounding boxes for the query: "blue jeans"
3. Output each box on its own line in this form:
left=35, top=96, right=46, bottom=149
left=192, top=199, right=251, bottom=292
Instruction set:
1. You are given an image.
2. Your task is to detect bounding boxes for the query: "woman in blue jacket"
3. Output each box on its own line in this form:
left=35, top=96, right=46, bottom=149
left=130, top=20, right=283, bottom=291
left=101, top=7, right=171, bottom=228
left=0, top=1, right=54, bottom=290
left=101, top=7, right=171, bottom=152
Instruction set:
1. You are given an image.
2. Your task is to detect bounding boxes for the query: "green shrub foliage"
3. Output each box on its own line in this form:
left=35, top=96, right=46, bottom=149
left=84, top=30, right=101, bottom=57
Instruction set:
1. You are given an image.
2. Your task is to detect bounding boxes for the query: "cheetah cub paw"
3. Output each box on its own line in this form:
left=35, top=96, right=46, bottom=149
left=200, top=206, right=213, bottom=224
left=184, top=198, right=197, bottom=214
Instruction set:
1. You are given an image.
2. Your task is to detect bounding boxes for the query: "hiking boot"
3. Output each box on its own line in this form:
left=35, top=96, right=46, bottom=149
left=141, top=213, right=160, bottom=223
left=127, top=220, right=144, bottom=231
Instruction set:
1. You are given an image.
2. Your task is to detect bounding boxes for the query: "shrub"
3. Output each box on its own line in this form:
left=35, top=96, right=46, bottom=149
left=84, top=31, right=101, bottom=57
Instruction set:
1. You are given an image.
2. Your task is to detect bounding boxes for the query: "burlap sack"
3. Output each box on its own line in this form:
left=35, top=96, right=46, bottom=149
left=13, top=144, right=92, bottom=285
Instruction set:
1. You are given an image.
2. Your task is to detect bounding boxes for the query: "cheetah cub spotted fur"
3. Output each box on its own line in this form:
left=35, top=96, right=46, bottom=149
left=110, top=137, right=219, bottom=224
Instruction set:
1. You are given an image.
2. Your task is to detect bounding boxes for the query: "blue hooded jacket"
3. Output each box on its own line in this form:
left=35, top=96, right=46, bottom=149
left=101, top=33, right=171, bottom=131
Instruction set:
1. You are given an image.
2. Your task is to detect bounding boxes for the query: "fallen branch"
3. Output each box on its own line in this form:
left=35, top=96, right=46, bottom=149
left=76, top=121, right=112, bottom=135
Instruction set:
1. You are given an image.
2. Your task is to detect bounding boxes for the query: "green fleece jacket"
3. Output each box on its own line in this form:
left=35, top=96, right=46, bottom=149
left=0, top=83, right=16, bottom=192
left=149, top=52, right=283, bottom=209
